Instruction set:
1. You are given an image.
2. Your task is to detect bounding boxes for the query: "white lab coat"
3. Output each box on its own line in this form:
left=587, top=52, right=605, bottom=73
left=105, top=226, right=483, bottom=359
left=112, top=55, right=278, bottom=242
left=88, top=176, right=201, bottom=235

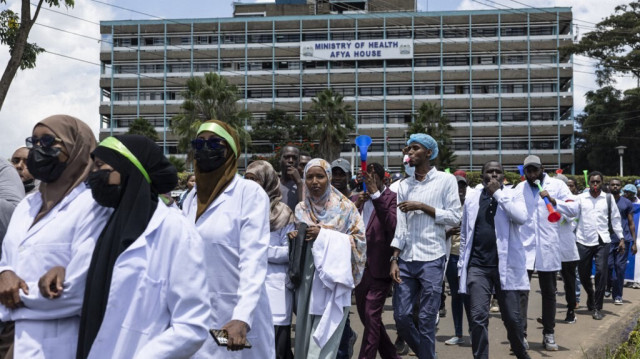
left=184, top=176, right=275, bottom=359
left=309, top=228, right=354, bottom=348
left=266, top=223, right=295, bottom=326
left=558, top=200, right=580, bottom=262
left=0, top=184, right=111, bottom=359
left=88, top=201, right=211, bottom=359
left=458, top=188, right=529, bottom=294
left=514, top=174, right=576, bottom=271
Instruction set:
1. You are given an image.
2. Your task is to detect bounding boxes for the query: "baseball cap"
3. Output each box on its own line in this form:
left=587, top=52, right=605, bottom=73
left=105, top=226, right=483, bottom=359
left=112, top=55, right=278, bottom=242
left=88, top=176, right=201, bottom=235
left=523, top=155, right=542, bottom=169
left=453, top=169, right=467, bottom=178
left=455, top=175, right=467, bottom=186
left=623, top=184, right=637, bottom=195
left=330, top=158, right=350, bottom=174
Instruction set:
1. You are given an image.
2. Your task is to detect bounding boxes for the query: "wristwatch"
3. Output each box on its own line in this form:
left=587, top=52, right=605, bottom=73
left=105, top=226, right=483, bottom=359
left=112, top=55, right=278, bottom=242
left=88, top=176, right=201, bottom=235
left=390, top=256, right=399, bottom=263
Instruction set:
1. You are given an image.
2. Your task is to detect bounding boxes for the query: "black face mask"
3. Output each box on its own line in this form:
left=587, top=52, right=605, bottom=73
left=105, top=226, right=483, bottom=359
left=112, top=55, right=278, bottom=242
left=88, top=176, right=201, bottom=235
left=88, top=169, right=122, bottom=208
left=26, top=146, right=67, bottom=183
left=194, top=147, right=226, bottom=173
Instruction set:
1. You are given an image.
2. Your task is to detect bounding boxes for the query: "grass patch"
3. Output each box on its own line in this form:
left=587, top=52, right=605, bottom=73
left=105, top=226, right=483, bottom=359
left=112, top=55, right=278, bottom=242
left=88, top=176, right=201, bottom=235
left=602, top=320, right=640, bottom=359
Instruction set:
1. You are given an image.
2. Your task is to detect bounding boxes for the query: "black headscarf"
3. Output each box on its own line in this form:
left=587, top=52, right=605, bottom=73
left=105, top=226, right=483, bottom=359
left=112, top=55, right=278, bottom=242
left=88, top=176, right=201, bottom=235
left=76, top=135, right=178, bottom=359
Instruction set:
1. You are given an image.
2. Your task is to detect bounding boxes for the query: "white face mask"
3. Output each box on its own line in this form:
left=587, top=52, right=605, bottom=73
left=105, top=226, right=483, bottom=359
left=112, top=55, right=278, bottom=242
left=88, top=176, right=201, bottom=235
left=403, top=154, right=414, bottom=177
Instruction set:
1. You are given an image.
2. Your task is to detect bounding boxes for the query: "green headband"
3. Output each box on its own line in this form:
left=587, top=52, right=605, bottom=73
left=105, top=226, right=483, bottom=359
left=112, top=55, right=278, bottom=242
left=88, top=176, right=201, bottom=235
left=98, top=137, right=151, bottom=183
left=197, top=122, right=238, bottom=157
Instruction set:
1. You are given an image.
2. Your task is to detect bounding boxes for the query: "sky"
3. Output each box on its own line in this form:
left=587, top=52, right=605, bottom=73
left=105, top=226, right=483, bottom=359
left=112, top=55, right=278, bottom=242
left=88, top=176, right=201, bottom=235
left=0, top=0, right=634, bottom=158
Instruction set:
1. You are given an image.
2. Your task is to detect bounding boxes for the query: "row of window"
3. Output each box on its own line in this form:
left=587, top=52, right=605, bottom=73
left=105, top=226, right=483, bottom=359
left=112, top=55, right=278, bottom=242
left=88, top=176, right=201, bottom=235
left=452, top=137, right=572, bottom=151
left=111, top=25, right=562, bottom=47
left=111, top=54, right=563, bottom=75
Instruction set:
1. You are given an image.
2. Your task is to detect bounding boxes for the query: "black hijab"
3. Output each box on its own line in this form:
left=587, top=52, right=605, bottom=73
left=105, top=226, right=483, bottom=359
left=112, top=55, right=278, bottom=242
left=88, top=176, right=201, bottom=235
left=76, top=135, right=177, bottom=359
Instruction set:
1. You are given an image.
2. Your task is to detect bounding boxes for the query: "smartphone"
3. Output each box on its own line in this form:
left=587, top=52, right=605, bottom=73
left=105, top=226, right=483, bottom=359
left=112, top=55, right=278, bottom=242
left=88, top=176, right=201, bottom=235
left=209, top=329, right=252, bottom=349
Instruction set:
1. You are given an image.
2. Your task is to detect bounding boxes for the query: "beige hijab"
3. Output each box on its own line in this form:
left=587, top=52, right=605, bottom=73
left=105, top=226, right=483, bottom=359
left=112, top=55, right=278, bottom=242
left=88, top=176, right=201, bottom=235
left=34, top=115, right=96, bottom=224
left=246, top=160, right=294, bottom=232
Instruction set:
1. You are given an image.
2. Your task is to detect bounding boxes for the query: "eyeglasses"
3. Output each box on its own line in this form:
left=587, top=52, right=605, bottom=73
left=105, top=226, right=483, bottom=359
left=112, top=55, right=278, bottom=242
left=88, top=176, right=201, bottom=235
left=191, top=137, right=224, bottom=150
left=25, top=135, right=62, bottom=148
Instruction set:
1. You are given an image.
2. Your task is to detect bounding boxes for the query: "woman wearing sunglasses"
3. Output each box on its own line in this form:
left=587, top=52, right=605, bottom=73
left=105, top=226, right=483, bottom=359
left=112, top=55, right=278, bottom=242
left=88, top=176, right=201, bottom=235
left=183, top=120, right=275, bottom=358
left=0, top=115, right=112, bottom=358
left=60, top=134, right=209, bottom=359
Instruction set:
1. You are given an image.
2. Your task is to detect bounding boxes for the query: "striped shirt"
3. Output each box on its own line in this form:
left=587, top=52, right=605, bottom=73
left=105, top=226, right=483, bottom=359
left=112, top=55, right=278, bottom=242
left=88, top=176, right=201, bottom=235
left=391, top=167, right=462, bottom=262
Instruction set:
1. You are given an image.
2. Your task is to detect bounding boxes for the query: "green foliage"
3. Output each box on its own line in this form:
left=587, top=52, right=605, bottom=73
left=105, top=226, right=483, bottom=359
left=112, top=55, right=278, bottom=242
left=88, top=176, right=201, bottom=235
left=170, top=72, right=251, bottom=160
left=304, top=89, right=355, bottom=162
left=574, top=86, right=640, bottom=175
left=563, top=2, right=640, bottom=85
left=168, top=156, right=186, bottom=173
left=126, top=117, right=158, bottom=142
left=408, top=102, right=457, bottom=170
left=250, top=108, right=313, bottom=152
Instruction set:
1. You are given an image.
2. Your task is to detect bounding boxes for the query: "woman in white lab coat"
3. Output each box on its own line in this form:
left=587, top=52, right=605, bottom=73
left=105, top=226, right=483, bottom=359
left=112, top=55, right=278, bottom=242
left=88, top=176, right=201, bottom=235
left=62, top=134, right=210, bottom=359
left=0, top=115, right=112, bottom=358
left=183, top=120, right=275, bottom=358
left=245, top=160, right=295, bottom=359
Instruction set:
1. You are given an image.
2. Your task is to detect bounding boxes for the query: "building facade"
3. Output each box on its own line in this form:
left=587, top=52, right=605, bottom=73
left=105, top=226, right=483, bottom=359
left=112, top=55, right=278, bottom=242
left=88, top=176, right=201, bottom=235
left=99, top=0, right=574, bottom=171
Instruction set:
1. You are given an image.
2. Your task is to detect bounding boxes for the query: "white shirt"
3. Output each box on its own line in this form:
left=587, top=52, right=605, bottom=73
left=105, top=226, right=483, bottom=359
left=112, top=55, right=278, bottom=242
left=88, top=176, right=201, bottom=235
left=575, top=191, right=624, bottom=246
left=390, top=168, right=462, bottom=262
left=362, top=188, right=384, bottom=227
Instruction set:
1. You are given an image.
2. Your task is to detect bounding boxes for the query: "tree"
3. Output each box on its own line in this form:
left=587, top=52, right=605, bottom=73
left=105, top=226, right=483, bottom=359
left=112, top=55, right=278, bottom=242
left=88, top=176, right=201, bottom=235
left=127, top=117, right=158, bottom=142
left=563, top=2, right=640, bottom=86
left=0, top=0, right=74, bottom=110
left=574, top=86, right=640, bottom=175
left=168, top=155, right=186, bottom=172
left=408, top=102, right=457, bottom=169
left=304, top=89, right=355, bottom=162
left=170, top=72, right=251, bottom=162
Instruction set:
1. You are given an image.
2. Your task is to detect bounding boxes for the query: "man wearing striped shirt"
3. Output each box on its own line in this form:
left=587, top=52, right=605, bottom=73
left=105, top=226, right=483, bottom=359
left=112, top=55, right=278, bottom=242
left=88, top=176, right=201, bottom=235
left=390, top=133, right=462, bottom=359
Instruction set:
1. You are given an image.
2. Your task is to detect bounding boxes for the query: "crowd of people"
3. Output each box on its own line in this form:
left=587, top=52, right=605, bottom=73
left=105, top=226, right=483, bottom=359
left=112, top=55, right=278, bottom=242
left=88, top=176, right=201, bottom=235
left=0, top=114, right=638, bottom=359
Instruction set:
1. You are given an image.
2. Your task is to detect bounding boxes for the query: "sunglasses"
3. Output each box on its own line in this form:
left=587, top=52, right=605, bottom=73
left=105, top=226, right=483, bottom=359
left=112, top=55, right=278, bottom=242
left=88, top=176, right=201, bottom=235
left=191, top=137, right=224, bottom=150
left=25, top=135, right=62, bottom=148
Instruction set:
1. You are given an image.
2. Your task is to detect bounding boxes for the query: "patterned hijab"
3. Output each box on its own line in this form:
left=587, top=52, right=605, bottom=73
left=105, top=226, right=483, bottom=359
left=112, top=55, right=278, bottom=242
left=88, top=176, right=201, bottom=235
left=34, top=115, right=96, bottom=224
left=194, top=120, right=239, bottom=221
left=295, top=158, right=367, bottom=284
left=246, top=160, right=293, bottom=232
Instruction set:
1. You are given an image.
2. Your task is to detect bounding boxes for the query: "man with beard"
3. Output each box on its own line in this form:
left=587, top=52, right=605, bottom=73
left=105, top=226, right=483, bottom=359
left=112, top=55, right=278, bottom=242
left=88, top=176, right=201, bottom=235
left=458, top=161, right=530, bottom=359
left=279, top=146, right=303, bottom=211
left=606, top=179, right=636, bottom=305
left=575, top=172, right=624, bottom=320
left=10, top=147, right=39, bottom=195
left=513, top=155, right=575, bottom=351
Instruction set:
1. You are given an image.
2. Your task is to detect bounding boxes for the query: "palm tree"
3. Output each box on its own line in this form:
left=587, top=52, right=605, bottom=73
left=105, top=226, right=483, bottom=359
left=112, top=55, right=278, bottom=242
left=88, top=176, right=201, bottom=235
left=305, top=89, right=355, bottom=162
left=170, top=72, right=251, bottom=162
left=408, top=102, right=457, bottom=169
left=127, top=117, right=159, bottom=142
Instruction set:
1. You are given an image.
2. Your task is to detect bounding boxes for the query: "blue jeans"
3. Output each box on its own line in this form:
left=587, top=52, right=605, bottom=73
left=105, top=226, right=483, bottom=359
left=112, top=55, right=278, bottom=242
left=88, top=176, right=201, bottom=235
left=608, top=240, right=631, bottom=300
left=444, top=254, right=470, bottom=337
left=393, top=256, right=445, bottom=359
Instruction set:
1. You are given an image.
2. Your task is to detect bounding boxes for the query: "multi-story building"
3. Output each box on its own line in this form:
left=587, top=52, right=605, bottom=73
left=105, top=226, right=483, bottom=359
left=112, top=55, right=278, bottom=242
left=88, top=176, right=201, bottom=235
left=99, top=0, right=574, bottom=171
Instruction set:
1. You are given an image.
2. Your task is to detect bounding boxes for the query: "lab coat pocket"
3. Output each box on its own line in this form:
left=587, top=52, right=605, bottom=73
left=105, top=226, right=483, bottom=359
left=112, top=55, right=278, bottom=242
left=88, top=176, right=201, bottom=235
left=122, top=275, right=166, bottom=334
left=29, top=243, right=71, bottom=275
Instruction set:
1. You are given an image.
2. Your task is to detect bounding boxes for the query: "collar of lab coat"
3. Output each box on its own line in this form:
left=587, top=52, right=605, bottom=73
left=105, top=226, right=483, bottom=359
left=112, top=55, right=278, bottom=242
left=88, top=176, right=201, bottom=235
left=121, top=200, right=169, bottom=254
left=22, top=183, right=87, bottom=243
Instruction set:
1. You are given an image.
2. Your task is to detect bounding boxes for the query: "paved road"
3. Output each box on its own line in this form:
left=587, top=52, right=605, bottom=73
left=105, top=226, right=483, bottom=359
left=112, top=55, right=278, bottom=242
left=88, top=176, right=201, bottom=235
left=345, top=274, right=640, bottom=358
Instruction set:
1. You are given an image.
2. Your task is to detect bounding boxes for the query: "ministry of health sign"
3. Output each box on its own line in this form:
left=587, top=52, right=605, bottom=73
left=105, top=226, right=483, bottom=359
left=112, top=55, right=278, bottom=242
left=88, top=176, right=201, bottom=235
left=300, top=39, right=413, bottom=61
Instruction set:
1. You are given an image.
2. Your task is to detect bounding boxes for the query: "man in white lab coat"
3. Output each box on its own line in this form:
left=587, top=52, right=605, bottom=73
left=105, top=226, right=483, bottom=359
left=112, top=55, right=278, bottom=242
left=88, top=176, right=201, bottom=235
left=513, top=155, right=576, bottom=351
left=458, top=161, right=530, bottom=359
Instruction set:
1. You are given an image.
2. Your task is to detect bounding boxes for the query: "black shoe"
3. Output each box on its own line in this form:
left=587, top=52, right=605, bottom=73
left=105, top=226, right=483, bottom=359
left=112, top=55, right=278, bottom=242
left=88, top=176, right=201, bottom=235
left=395, top=338, right=409, bottom=356
left=439, top=308, right=447, bottom=318
left=592, top=309, right=604, bottom=320
left=536, top=316, right=543, bottom=324
left=564, top=310, right=576, bottom=324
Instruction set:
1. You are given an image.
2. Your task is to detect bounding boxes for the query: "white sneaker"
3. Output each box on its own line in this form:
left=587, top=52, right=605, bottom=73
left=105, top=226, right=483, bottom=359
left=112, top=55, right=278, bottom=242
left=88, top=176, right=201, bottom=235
left=614, top=298, right=623, bottom=305
left=445, top=336, right=464, bottom=345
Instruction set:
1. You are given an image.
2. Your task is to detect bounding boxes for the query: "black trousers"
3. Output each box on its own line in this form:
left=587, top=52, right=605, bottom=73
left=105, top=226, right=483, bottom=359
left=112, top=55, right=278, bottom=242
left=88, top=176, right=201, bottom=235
left=467, top=266, right=529, bottom=359
left=561, top=261, right=579, bottom=310
left=519, top=270, right=557, bottom=335
left=274, top=325, right=293, bottom=359
left=577, top=240, right=610, bottom=310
